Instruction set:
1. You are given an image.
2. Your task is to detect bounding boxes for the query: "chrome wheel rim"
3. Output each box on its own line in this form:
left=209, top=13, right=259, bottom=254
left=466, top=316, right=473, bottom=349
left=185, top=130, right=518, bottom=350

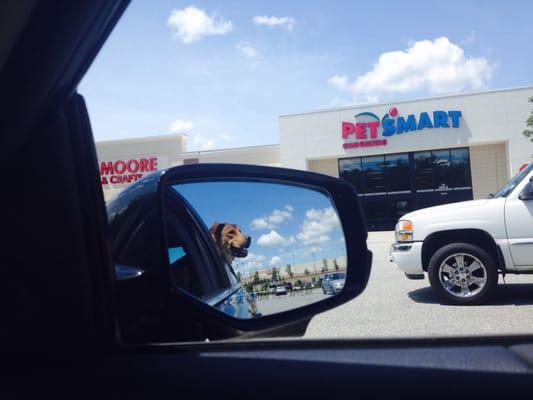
left=438, top=253, right=487, bottom=298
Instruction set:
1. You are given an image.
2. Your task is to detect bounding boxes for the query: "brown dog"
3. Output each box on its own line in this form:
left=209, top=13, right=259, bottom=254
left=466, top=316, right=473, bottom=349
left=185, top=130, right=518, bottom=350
left=209, top=222, right=251, bottom=265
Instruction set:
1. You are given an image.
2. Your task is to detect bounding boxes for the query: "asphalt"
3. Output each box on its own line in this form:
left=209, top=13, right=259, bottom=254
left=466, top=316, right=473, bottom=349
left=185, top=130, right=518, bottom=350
left=304, top=231, right=533, bottom=339
left=256, top=288, right=325, bottom=316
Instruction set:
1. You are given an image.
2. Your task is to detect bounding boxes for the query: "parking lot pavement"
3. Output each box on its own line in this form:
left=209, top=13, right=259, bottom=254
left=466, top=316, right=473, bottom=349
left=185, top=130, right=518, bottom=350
left=304, top=231, right=533, bottom=339
left=257, top=288, right=325, bottom=316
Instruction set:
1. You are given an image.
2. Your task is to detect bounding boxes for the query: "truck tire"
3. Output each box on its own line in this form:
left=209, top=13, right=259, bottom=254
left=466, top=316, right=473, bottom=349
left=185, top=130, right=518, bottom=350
left=428, top=243, right=498, bottom=305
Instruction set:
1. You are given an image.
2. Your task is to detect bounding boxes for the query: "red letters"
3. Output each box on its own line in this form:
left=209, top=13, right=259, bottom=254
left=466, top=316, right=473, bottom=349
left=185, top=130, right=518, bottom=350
left=100, top=161, right=113, bottom=175
left=342, top=139, right=387, bottom=149
left=139, top=158, right=149, bottom=172
left=100, top=157, right=159, bottom=186
left=342, top=122, right=355, bottom=139
left=148, top=157, right=157, bottom=171
left=355, top=123, right=367, bottom=139
left=127, top=159, right=139, bottom=173
left=367, top=121, right=380, bottom=139
left=114, top=160, right=126, bottom=174
left=342, top=119, right=385, bottom=147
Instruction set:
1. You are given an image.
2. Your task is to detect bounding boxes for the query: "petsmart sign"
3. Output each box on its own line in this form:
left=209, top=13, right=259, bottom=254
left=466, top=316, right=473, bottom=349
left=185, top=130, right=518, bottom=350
left=342, top=107, right=462, bottom=149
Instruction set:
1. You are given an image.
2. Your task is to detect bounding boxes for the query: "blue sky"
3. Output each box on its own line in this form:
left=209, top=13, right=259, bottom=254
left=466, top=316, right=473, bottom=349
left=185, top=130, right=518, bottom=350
left=171, top=181, right=346, bottom=275
left=79, top=1, right=533, bottom=150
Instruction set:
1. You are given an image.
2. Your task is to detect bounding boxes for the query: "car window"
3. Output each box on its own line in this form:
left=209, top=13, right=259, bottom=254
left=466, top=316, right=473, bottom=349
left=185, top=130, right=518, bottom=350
left=81, top=1, right=533, bottom=342
left=118, top=211, right=158, bottom=268
left=165, top=202, right=236, bottom=299
left=493, top=163, right=533, bottom=198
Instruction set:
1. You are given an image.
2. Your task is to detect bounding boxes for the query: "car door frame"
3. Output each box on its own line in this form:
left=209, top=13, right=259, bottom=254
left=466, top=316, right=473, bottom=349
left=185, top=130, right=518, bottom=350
left=504, top=169, right=533, bottom=268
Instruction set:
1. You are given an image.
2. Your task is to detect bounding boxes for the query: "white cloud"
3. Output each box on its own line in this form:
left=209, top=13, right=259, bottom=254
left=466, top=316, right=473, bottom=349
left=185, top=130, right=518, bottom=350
left=304, top=246, right=323, bottom=256
left=167, top=6, right=233, bottom=44
left=297, top=207, right=341, bottom=245
left=241, top=252, right=266, bottom=271
left=251, top=205, right=293, bottom=230
left=190, top=135, right=216, bottom=150
left=221, top=134, right=233, bottom=141
left=236, top=41, right=258, bottom=59
left=253, top=16, right=296, bottom=31
left=169, top=119, right=194, bottom=134
left=328, top=37, right=494, bottom=102
left=270, top=256, right=282, bottom=266
left=257, top=230, right=288, bottom=247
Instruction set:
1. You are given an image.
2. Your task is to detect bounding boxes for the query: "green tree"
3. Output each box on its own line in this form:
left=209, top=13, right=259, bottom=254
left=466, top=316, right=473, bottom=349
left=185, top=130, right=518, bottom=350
left=322, top=258, right=329, bottom=271
left=270, top=267, right=279, bottom=282
left=252, top=271, right=260, bottom=284
left=285, top=264, right=293, bottom=278
left=524, top=96, right=533, bottom=141
left=304, top=268, right=310, bottom=275
left=333, top=258, right=340, bottom=271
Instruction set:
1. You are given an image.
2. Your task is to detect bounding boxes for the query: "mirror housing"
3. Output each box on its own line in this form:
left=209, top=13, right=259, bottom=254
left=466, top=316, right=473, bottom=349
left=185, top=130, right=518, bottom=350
left=109, top=164, right=372, bottom=342
left=519, top=178, right=533, bottom=200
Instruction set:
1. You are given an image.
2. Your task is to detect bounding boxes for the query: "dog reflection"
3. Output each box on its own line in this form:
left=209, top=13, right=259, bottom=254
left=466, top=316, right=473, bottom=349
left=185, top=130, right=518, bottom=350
left=209, top=223, right=260, bottom=318
left=209, top=223, right=251, bottom=265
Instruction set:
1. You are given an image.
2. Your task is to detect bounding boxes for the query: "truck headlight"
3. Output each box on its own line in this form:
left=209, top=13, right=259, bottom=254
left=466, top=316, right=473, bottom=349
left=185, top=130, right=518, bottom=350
left=395, top=220, right=413, bottom=242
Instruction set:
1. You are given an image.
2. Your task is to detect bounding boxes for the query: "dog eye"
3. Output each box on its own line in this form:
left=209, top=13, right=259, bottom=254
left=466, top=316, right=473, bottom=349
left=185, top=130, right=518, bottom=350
left=228, top=230, right=236, bottom=234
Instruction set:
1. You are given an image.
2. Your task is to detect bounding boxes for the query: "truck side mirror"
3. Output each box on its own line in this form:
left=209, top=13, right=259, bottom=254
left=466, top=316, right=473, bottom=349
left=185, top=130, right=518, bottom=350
left=519, top=179, right=533, bottom=200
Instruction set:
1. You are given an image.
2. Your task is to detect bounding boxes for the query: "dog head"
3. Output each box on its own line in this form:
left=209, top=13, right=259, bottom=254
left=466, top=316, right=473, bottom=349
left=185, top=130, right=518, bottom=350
left=210, top=222, right=251, bottom=265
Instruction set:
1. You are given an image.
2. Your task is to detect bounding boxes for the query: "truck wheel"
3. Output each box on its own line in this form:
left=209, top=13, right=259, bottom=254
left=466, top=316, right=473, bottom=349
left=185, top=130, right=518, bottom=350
left=428, top=243, right=498, bottom=305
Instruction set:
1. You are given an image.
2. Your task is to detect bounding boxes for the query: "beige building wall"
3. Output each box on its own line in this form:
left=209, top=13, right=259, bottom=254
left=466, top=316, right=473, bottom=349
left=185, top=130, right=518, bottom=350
left=96, top=135, right=281, bottom=202
left=307, top=158, right=339, bottom=178
left=470, top=143, right=509, bottom=199
left=96, top=134, right=187, bottom=202
left=174, top=144, right=280, bottom=167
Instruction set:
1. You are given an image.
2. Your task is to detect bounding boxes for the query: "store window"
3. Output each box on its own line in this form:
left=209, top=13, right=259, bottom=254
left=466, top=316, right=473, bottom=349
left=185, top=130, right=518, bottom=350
left=340, top=147, right=471, bottom=195
left=414, top=148, right=471, bottom=192
left=362, top=155, right=386, bottom=194
left=432, top=149, right=452, bottom=190
left=385, top=153, right=410, bottom=192
left=450, top=148, right=472, bottom=188
left=414, top=151, right=433, bottom=191
left=338, top=158, right=363, bottom=193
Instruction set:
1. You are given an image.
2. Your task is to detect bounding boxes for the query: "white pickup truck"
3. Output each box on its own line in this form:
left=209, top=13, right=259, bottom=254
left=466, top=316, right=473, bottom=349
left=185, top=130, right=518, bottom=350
left=391, top=163, right=533, bottom=305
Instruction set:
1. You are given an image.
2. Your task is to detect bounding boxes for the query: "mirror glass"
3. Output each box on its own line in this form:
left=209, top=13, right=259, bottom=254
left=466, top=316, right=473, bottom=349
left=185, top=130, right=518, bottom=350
left=165, top=181, right=347, bottom=319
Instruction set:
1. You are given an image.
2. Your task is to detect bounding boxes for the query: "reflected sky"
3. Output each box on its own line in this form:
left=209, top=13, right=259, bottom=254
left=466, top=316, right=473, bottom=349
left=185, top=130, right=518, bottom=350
left=171, top=181, right=346, bottom=276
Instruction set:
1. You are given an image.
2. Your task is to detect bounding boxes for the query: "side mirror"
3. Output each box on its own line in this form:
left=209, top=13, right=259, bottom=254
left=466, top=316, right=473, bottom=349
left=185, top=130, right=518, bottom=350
left=519, top=178, right=533, bottom=200
left=109, top=164, right=371, bottom=342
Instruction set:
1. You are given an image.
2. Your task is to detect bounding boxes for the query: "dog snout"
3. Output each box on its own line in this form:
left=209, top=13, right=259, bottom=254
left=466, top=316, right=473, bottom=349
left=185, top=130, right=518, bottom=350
left=245, top=236, right=251, bottom=247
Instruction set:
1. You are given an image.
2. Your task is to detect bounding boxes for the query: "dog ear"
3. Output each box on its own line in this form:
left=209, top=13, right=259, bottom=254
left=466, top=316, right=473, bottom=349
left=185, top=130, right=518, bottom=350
left=209, top=223, right=219, bottom=242
left=210, top=223, right=225, bottom=242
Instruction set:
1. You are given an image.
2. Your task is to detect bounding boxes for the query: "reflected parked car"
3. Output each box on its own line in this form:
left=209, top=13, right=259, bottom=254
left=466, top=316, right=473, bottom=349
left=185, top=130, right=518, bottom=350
left=322, top=272, right=346, bottom=295
left=275, top=284, right=288, bottom=296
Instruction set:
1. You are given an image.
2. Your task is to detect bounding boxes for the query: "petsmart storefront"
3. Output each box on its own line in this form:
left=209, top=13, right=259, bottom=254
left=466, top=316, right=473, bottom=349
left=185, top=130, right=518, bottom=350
left=96, top=87, right=533, bottom=230
left=279, top=87, right=533, bottom=230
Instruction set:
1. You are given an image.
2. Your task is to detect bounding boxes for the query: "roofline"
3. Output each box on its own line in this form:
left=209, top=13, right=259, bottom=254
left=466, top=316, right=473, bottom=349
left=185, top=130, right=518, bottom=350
left=96, top=133, right=187, bottom=145
left=279, top=85, right=533, bottom=118
left=180, top=143, right=280, bottom=156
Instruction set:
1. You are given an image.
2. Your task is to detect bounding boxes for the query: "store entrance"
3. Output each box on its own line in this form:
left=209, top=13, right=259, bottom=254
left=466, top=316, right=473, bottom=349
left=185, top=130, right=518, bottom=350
left=339, top=147, right=473, bottom=231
